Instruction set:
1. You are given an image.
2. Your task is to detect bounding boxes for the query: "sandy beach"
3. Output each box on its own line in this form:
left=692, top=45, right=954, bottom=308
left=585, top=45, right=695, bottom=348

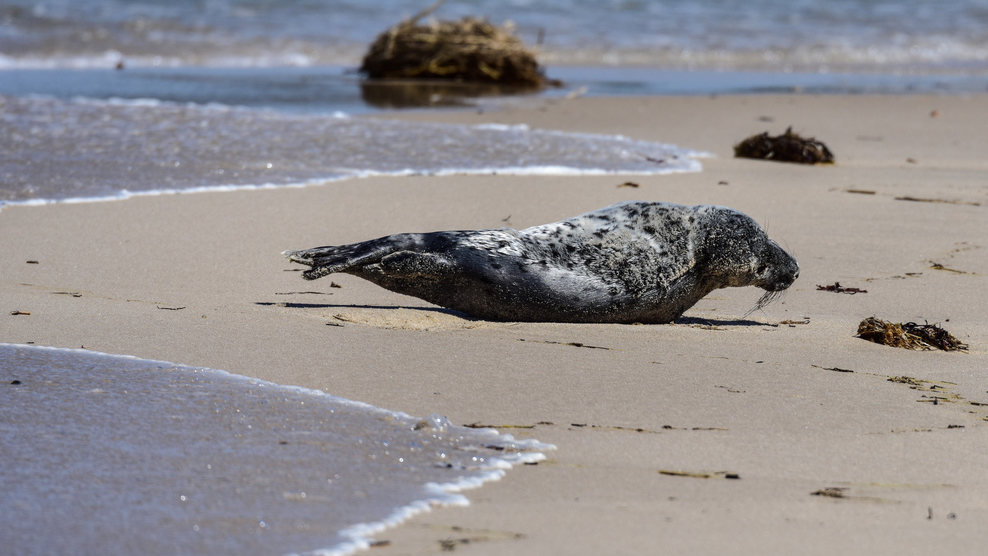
left=3, top=94, right=987, bottom=554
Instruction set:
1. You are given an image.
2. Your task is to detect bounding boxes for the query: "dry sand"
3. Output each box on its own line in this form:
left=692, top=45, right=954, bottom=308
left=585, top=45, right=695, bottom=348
left=3, top=94, right=987, bottom=554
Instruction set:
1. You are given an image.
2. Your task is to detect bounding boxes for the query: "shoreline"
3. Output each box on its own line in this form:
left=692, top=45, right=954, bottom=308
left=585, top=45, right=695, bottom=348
left=0, top=342, right=550, bottom=556
left=2, top=93, right=987, bottom=554
left=4, top=65, right=988, bottom=119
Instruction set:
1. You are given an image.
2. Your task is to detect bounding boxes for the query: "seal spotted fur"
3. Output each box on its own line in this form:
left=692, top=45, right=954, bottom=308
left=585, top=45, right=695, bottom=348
left=283, top=201, right=799, bottom=323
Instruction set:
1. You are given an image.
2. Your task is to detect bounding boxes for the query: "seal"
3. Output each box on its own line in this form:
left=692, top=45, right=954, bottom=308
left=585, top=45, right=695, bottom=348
left=283, top=201, right=799, bottom=323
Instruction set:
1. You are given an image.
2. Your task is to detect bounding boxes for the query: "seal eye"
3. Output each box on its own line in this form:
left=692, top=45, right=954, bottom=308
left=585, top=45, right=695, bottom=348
left=756, top=263, right=769, bottom=276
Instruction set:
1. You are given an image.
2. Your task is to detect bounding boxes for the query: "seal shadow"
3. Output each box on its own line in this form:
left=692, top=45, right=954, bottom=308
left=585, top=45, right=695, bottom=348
left=673, top=316, right=769, bottom=327
left=255, top=301, right=478, bottom=319
left=258, top=301, right=499, bottom=331
left=258, top=301, right=766, bottom=327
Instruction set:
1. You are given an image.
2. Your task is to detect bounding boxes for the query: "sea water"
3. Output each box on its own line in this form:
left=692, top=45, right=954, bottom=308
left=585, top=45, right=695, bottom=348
left=3, top=0, right=988, bottom=108
left=3, top=0, right=988, bottom=73
left=0, top=343, right=549, bottom=556
left=0, top=94, right=702, bottom=204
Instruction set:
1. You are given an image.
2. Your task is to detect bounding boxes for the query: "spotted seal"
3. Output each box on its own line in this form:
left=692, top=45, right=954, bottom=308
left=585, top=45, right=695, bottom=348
left=283, top=201, right=799, bottom=323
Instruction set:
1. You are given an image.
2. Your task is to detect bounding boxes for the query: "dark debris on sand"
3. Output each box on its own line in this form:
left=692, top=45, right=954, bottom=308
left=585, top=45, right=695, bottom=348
left=817, top=282, right=868, bottom=294
left=734, top=126, right=835, bottom=165
left=857, top=317, right=968, bottom=352
left=360, top=0, right=556, bottom=88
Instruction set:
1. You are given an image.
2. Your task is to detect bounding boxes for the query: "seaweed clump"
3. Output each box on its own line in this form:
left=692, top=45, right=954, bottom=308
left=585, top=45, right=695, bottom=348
left=857, top=317, right=968, bottom=352
left=817, top=282, right=867, bottom=294
left=734, top=126, right=835, bottom=165
left=360, top=1, right=555, bottom=88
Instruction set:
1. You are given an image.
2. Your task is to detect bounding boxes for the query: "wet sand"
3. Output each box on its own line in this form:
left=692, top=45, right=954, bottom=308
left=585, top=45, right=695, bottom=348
left=2, top=94, right=987, bottom=554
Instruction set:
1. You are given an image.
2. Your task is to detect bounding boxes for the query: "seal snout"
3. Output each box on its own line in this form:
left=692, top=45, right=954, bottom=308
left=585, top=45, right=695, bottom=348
left=757, top=248, right=799, bottom=292
left=766, top=274, right=796, bottom=292
left=769, top=260, right=799, bottom=291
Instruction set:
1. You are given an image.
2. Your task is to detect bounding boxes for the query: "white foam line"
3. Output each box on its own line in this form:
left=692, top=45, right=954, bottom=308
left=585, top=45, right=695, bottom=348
left=308, top=452, right=546, bottom=556
left=2, top=343, right=554, bottom=556
left=0, top=159, right=708, bottom=210
left=0, top=178, right=343, bottom=209
left=69, top=94, right=354, bottom=117
left=431, top=162, right=706, bottom=176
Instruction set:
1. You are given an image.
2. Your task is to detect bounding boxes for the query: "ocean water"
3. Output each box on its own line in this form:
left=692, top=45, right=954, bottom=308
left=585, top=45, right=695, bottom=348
left=4, top=0, right=988, bottom=105
left=5, top=0, right=988, bottom=204
left=3, top=0, right=988, bottom=73
left=0, top=343, right=549, bottom=556
left=0, top=94, right=702, bottom=204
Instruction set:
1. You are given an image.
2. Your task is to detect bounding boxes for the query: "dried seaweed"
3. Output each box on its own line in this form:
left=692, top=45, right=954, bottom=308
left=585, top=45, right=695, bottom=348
left=659, top=470, right=740, bottom=479
left=812, top=487, right=847, bottom=498
left=360, top=0, right=555, bottom=88
left=734, top=126, right=835, bottom=165
left=895, top=196, right=981, bottom=207
left=857, top=317, right=968, bottom=352
left=929, top=262, right=969, bottom=274
left=817, top=282, right=868, bottom=294
left=517, top=338, right=612, bottom=350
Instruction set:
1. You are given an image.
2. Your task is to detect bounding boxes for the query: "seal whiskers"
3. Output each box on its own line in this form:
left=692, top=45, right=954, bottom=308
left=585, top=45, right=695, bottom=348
left=746, top=289, right=787, bottom=317
left=283, top=201, right=799, bottom=323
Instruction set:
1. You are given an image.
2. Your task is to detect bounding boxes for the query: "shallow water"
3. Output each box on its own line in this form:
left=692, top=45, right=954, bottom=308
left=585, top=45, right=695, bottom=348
left=3, top=65, right=986, bottom=117
left=0, top=343, right=548, bottom=556
left=0, top=94, right=702, bottom=204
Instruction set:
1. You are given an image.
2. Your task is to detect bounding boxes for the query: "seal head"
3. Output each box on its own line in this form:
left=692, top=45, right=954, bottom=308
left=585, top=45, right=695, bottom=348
left=283, top=201, right=798, bottom=323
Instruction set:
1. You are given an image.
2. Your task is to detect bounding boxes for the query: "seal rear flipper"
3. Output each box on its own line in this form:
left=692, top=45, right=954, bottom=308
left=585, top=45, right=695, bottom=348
left=283, top=234, right=426, bottom=281
left=282, top=246, right=358, bottom=280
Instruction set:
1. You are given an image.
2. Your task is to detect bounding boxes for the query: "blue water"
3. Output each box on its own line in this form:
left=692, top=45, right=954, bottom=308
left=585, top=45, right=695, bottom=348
left=4, top=0, right=988, bottom=113
left=4, top=0, right=988, bottom=73
left=0, top=344, right=549, bottom=556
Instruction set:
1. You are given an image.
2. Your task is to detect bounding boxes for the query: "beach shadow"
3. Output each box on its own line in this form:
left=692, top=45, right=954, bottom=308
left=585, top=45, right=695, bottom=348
left=359, top=79, right=543, bottom=109
left=256, top=301, right=473, bottom=317
left=256, top=301, right=335, bottom=309
left=674, top=316, right=770, bottom=327
left=258, top=302, right=770, bottom=327
left=257, top=301, right=514, bottom=331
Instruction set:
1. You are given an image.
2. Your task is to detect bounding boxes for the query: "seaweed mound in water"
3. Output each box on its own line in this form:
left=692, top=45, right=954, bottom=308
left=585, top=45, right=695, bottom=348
left=734, top=126, right=835, bottom=164
left=360, top=3, right=554, bottom=88
left=857, top=317, right=968, bottom=352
